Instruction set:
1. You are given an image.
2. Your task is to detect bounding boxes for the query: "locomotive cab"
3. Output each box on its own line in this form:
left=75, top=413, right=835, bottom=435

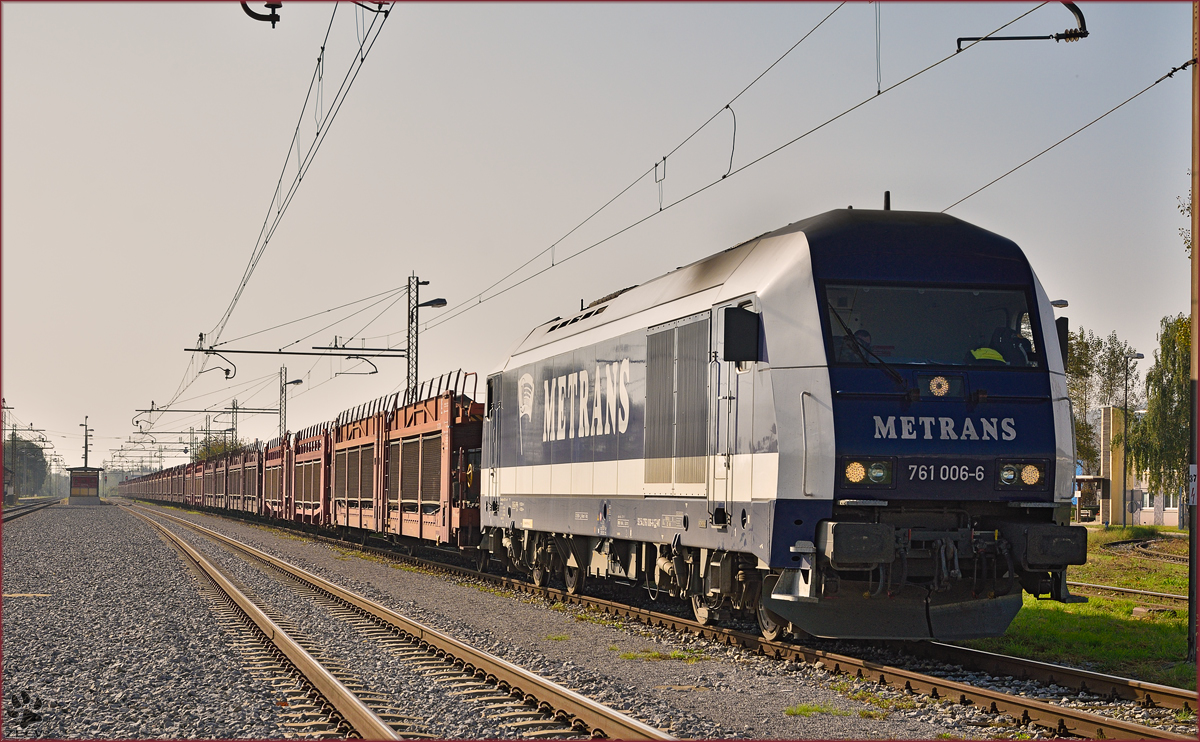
left=760, top=209, right=1086, bottom=640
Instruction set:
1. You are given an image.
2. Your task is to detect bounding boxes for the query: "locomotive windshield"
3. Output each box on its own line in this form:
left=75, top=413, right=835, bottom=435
left=825, top=284, right=1042, bottom=368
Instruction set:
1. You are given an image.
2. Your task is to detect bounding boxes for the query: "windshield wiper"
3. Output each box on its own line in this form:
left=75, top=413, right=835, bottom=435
left=827, top=303, right=908, bottom=388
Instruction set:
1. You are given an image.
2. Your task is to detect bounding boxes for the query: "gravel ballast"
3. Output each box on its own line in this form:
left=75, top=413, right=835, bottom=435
left=1, top=501, right=298, bottom=739
left=158, top=516, right=530, bottom=739
left=136, top=502, right=993, bottom=739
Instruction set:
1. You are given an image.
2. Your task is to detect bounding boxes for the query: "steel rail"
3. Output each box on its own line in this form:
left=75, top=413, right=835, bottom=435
left=131, top=505, right=673, bottom=741
left=125, top=508, right=401, bottom=740
left=1101, top=539, right=1191, bottom=565
left=1067, top=581, right=1188, bottom=603
left=890, top=641, right=1196, bottom=714
left=496, top=588, right=1198, bottom=739
left=1134, top=542, right=1190, bottom=564
left=339, top=539, right=1199, bottom=738
left=127, top=500, right=1195, bottom=739
left=2, top=498, right=64, bottom=522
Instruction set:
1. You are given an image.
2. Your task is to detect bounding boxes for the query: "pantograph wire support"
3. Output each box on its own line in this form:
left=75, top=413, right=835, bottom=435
left=655, top=156, right=667, bottom=211
left=956, top=1, right=1087, bottom=52
left=334, top=356, right=379, bottom=377
left=241, top=1, right=281, bottom=28
left=724, top=106, right=736, bottom=178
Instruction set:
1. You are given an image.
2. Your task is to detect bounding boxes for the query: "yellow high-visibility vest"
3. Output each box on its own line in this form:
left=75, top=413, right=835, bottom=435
left=970, top=347, right=1005, bottom=362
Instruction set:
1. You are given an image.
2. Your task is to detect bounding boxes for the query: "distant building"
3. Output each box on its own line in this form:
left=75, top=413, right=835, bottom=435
left=1096, top=406, right=1180, bottom=528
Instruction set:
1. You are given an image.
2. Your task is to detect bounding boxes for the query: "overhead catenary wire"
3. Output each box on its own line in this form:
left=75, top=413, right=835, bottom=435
left=163, top=5, right=393, bottom=414
left=138, top=373, right=279, bottom=437
left=214, top=284, right=407, bottom=348
left=875, top=1, right=882, bottom=95
left=150, top=3, right=847, bottom=422
left=277, top=285, right=410, bottom=351
left=148, top=3, right=1062, bottom=446
left=225, top=3, right=858, bottom=385
left=943, top=57, right=1198, bottom=213
left=421, top=3, right=1050, bottom=336
left=156, top=372, right=279, bottom=411
left=208, top=6, right=345, bottom=346
left=218, top=9, right=391, bottom=342
left=418, top=3, right=847, bottom=335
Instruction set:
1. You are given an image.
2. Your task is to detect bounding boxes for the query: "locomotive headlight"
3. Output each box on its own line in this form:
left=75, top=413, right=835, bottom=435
left=867, top=461, right=890, bottom=483
left=845, top=461, right=866, bottom=483
left=999, top=464, right=1018, bottom=485
left=996, top=459, right=1050, bottom=490
left=842, top=458, right=894, bottom=487
left=1020, top=464, right=1041, bottom=485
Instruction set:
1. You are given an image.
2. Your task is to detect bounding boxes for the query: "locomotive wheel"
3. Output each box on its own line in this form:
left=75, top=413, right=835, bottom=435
left=756, top=575, right=788, bottom=642
left=691, top=594, right=721, bottom=626
left=563, top=564, right=585, bottom=595
left=531, top=565, right=549, bottom=588
left=475, top=548, right=489, bottom=573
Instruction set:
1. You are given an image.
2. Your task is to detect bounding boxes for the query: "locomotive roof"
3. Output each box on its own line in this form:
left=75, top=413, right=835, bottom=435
left=781, top=208, right=1028, bottom=285
left=501, top=208, right=1030, bottom=368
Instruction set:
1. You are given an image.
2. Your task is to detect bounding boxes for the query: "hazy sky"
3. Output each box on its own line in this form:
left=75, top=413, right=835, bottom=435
left=2, top=2, right=1193, bottom=473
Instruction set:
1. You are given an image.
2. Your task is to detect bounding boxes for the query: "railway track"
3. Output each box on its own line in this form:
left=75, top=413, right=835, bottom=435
left=1101, top=538, right=1191, bottom=566
left=128, top=500, right=1196, bottom=740
left=125, top=504, right=673, bottom=741
left=2, top=498, right=64, bottom=523
left=1066, top=581, right=1187, bottom=605
left=126, top=508, right=411, bottom=740
left=1133, top=541, right=1191, bottom=565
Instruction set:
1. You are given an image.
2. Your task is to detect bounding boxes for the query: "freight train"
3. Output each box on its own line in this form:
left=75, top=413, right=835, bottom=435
left=121, top=207, right=1087, bottom=640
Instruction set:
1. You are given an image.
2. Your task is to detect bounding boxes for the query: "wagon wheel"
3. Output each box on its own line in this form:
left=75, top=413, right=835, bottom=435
left=756, top=575, right=788, bottom=642
left=563, top=564, right=586, bottom=595
left=475, top=548, right=489, bottom=573
left=691, top=594, right=721, bottom=626
left=531, top=565, right=549, bottom=588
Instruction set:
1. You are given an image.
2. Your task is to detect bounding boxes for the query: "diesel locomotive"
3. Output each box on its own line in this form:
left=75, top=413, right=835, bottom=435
left=122, top=207, right=1087, bottom=641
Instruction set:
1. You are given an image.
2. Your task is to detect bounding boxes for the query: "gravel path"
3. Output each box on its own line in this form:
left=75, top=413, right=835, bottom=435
left=139, top=502, right=989, bottom=739
left=1, top=501, right=297, bottom=739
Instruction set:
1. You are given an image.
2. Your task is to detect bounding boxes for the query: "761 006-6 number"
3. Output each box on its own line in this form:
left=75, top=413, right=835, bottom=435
left=908, top=464, right=985, bottom=482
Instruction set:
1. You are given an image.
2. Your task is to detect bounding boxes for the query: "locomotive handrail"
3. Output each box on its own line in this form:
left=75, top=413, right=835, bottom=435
left=834, top=390, right=912, bottom=400
left=800, top=390, right=813, bottom=496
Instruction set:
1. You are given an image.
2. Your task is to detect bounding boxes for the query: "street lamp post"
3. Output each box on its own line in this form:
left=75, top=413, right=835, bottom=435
left=279, top=367, right=303, bottom=441
left=79, top=416, right=94, bottom=468
left=405, top=273, right=447, bottom=401
left=1121, top=352, right=1143, bottom=528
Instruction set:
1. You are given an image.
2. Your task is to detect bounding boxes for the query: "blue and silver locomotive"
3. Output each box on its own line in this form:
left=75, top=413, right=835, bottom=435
left=478, top=208, right=1086, bottom=640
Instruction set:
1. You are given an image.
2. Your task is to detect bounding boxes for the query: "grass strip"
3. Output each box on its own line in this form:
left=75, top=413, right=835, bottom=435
left=962, top=593, right=1194, bottom=690
left=784, top=703, right=850, bottom=717
left=618, top=647, right=708, bottom=663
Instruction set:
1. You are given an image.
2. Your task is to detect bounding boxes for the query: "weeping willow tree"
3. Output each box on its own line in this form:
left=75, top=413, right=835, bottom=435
left=1127, top=313, right=1190, bottom=503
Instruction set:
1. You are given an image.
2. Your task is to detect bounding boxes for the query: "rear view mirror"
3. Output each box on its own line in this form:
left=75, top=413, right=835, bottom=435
left=1055, top=316, right=1068, bottom=368
left=723, top=306, right=760, bottom=362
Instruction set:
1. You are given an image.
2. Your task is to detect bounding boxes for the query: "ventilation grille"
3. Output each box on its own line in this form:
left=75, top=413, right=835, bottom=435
left=421, top=434, right=442, bottom=503
left=644, top=319, right=709, bottom=486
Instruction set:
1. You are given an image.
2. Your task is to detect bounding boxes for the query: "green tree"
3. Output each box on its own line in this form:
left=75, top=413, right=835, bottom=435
left=1067, top=327, right=1103, bottom=474
left=1066, top=327, right=1140, bottom=474
left=1127, top=314, right=1190, bottom=502
left=191, top=436, right=247, bottom=463
left=3, top=437, right=49, bottom=496
left=1096, top=331, right=1142, bottom=410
